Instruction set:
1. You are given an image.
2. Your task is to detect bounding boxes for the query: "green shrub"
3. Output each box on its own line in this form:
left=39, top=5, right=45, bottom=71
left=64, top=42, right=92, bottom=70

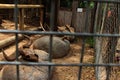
left=85, top=37, right=94, bottom=48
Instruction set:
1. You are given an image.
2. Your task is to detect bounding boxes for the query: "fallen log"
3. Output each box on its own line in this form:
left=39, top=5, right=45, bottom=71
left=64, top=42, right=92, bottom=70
left=0, top=34, right=23, bottom=49
left=0, top=26, right=41, bottom=49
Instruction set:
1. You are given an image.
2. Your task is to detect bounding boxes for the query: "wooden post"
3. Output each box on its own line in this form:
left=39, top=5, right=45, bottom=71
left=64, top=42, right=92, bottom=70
left=19, top=8, right=24, bottom=30
left=0, top=4, right=44, bottom=30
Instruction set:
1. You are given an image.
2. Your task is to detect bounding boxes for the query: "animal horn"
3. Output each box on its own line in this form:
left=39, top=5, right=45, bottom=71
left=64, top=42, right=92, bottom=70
left=1, top=49, right=16, bottom=61
left=23, top=35, right=33, bottom=48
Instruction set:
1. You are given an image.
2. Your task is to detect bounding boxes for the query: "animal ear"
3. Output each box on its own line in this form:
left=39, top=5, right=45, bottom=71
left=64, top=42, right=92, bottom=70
left=34, top=54, right=38, bottom=58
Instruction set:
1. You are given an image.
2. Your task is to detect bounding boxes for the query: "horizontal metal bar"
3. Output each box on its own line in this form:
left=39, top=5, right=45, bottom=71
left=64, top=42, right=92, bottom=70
left=0, top=29, right=120, bottom=37
left=0, top=61, right=119, bottom=67
left=81, top=0, right=120, bottom=3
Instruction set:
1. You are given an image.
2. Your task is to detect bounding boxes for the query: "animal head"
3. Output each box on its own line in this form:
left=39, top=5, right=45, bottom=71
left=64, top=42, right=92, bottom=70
left=19, top=48, right=39, bottom=62
left=1, top=48, right=39, bottom=62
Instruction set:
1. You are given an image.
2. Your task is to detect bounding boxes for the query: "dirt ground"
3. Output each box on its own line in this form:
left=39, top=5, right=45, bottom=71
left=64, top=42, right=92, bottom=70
left=0, top=20, right=119, bottom=80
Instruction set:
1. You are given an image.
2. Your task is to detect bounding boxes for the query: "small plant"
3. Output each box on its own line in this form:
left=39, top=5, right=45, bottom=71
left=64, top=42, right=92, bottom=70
left=79, top=1, right=95, bottom=9
left=85, top=37, right=94, bottom=48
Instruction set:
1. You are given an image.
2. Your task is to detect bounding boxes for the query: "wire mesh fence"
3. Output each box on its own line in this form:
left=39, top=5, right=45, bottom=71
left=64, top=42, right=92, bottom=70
left=0, top=0, right=120, bottom=80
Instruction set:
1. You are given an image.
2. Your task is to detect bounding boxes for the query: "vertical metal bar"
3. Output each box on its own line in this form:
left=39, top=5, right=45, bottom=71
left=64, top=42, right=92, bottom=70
left=14, top=0, right=18, bottom=30
left=78, top=37, right=86, bottom=80
left=50, top=0, right=55, bottom=31
left=48, top=34, right=53, bottom=80
left=48, top=0, right=55, bottom=80
left=14, top=0, right=19, bottom=80
left=78, top=2, right=90, bottom=80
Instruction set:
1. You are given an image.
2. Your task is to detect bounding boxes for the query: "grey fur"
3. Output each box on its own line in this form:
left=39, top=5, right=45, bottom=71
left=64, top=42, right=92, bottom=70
left=32, top=36, right=70, bottom=58
left=0, top=49, right=53, bottom=80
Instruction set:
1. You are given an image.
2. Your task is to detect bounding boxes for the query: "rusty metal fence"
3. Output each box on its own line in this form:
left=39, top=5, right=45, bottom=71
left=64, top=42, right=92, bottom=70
left=0, top=0, right=120, bottom=80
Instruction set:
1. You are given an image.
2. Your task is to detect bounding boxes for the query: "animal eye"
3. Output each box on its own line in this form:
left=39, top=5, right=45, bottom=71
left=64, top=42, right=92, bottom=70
left=34, top=54, right=38, bottom=58
left=26, top=55, right=30, bottom=58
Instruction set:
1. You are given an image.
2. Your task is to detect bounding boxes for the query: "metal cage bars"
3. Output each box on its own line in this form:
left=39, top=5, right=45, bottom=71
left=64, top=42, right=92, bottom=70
left=0, top=0, right=120, bottom=80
